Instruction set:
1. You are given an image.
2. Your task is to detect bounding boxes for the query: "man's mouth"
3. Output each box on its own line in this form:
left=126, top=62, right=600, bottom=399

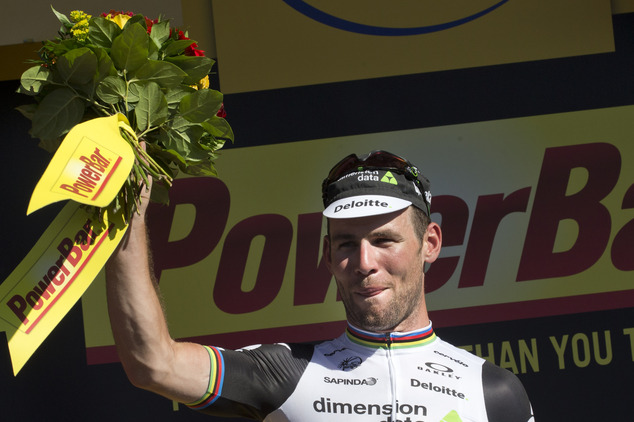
left=357, top=287, right=386, bottom=298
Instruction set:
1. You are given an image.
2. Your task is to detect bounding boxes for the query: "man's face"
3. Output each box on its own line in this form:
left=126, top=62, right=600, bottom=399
left=324, top=207, right=437, bottom=333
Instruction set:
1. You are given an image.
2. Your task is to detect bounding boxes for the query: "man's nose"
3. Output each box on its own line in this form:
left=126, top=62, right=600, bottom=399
left=355, top=241, right=378, bottom=277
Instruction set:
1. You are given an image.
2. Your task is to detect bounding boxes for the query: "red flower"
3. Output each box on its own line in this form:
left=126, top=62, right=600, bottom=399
left=101, top=10, right=133, bottom=18
left=185, top=42, right=205, bottom=57
left=171, top=29, right=205, bottom=56
left=145, top=17, right=159, bottom=33
left=216, top=104, right=226, bottom=118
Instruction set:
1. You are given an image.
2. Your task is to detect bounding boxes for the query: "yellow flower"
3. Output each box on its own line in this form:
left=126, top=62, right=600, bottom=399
left=190, top=75, right=209, bottom=90
left=70, top=11, right=91, bottom=42
left=71, top=26, right=90, bottom=41
left=198, top=75, right=210, bottom=90
left=106, top=13, right=131, bottom=29
left=70, top=10, right=91, bottom=23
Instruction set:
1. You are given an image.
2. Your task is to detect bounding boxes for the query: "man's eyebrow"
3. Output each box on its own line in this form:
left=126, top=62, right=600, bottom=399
left=370, top=230, right=397, bottom=238
left=330, top=229, right=398, bottom=243
left=330, top=233, right=357, bottom=242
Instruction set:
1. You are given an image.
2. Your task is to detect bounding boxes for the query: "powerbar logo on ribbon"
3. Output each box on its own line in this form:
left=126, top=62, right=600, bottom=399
left=0, top=203, right=128, bottom=374
left=27, top=114, right=135, bottom=214
left=3, top=218, right=107, bottom=333
left=54, top=141, right=120, bottom=201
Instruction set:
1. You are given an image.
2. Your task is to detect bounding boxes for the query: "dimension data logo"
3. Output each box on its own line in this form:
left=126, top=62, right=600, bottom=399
left=381, top=171, right=398, bottom=185
left=282, top=0, right=510, bottom=36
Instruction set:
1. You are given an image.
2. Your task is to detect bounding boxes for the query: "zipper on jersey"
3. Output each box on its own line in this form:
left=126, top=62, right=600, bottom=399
left=385, top=333, right=397, bottom=422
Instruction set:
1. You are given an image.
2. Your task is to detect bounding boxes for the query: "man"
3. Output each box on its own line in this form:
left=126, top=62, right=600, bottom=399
left=106, top=150, right=535, bottom=421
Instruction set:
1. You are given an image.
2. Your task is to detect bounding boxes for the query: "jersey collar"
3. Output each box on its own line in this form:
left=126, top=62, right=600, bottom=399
left=345, top=322, right=437, bottom=349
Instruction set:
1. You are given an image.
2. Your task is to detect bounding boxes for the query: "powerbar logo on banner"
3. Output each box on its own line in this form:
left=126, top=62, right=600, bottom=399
left=2, top=218, right=109, bottom=333
left=53, top=141, right=120, bottom=202
left=27, top=114, right=135, bottom=214
left=0, top=201, right=128, bottom=375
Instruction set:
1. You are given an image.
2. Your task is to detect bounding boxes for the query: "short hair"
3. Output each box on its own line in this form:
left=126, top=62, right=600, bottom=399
left=410, top=206, right=431, bottom=243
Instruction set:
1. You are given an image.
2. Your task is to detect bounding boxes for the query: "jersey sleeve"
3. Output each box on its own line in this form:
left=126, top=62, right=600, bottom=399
left=482, top=361, right=535, bottom=422
left=186, top=343, right=314, bottom=420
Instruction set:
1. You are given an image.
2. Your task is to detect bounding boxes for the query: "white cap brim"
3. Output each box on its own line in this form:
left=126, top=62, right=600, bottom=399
left=323, top=195, right=411, bottom=219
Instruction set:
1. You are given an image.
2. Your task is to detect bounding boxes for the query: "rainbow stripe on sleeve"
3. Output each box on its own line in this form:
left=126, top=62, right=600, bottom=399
left=186, top=346, right=225, bottom=410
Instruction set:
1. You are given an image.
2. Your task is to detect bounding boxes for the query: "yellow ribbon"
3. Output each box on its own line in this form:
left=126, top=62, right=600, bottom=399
left=0, top=115, right=135, bottom=374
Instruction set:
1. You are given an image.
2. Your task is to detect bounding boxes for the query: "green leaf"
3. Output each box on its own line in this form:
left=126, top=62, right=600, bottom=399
left=148, top=37, right=159, bottom=60
left=132, top=60, right=187, bottom=88
left=125, top=14, right=147, bottom=29
left=149, top=180, right=170, bottom=205
left=201, top=116, right=234, bottom=144
left=183, top=161, right=218, bottom=177
left=20, top=66, right=52, bottom=95
left=31, top=88, right=85, bottom=140
left=161, top=118, right=201, bottom=152
left=88, top=17, right=122, bottom=48
left=93, top=47, right=117, bottom=82
left=165, top=56, right=214, bottom=85
left=168, top=121, right=218, bottom=176
left=15, top=103, right=37, bottom=121
left=179, top=89, right=223, bottom=123
left=144, top=144, right=178, bottom=176
left=110, top=23, right=149, bottom=74
left=51, top=6, right=72, bottom=29
left=153, top=145, right=188, bottom=166
left=42, top=39, right=75, bottom=59
left=154, top=121, right=218, bottom=176
left=163, top=39, right=195, bottom=57
left=150, top=21, right=171, bottom=49
left=164, top=86, right=196, bottom=106
left=128, top=81, right=143, bottom=103
left=56, top=47, right=98, bottom=85
left=96, top=76, right=127, bottom=104
left=38, top=138, right=62, bottom=154
left=170, top=114, right=203, bottom=135
left=200, top=134, right=226, bottom=152
left=134, top=82, right=168, bottom=132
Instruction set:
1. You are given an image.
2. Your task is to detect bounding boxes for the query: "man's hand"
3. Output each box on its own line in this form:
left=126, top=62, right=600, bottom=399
left=136, top=141, right=153, bottom=217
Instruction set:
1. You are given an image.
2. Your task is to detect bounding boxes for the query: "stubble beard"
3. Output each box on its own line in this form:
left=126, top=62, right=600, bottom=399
left=341, top=264, right=425, bottom=333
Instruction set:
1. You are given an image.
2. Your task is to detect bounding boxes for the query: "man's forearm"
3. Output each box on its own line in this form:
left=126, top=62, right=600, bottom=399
left=106, top=213, right=171, bottom=383
left=105, top=212, right=210, bottom=402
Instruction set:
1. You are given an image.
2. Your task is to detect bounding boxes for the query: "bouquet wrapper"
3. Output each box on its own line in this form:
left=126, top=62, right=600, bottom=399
left=0, top=115, right=134, bottom=374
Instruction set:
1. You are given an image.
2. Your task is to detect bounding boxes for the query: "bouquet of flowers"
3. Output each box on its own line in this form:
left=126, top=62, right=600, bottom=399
left=17, top=7, right=233, bottom=221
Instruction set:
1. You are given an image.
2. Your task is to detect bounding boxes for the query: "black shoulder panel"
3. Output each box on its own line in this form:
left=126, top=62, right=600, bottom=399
left=197, top=343, right=315, bottom=420
left=482, top=361, right=534, bottom=422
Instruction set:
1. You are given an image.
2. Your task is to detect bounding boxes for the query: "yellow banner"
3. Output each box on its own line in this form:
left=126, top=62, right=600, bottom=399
left=82, top=105, right=634, bottom=354
left=0, top=115, right=135, bottom=374
left=612, top=0, right=634, bottom=14
left=212, top=0, right=614, bottom=93
left=0, top=203, right=127, bottom=374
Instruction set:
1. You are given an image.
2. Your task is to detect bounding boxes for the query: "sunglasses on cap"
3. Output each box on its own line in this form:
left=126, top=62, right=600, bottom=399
left=321, top=150, right=431, bottom=214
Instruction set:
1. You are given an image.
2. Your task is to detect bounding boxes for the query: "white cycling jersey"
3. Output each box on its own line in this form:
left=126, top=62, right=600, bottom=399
left=187, top=323, right=534, bottom=422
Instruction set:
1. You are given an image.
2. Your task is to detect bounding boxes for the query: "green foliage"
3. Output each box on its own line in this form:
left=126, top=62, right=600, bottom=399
left=88, top=17, right=121, bottom=48
left=17, top=6, right=233, bottom=218
left=111, top=23, right=149, bottom=73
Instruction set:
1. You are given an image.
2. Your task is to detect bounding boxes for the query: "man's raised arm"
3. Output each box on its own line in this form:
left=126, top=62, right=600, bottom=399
left=105, top=185, right=210, bottom=404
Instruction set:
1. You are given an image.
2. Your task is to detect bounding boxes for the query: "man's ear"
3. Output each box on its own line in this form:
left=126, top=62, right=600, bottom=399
left=423, top=222, right=442, bottom=264
left=323, top=234, right=332, bottom=271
